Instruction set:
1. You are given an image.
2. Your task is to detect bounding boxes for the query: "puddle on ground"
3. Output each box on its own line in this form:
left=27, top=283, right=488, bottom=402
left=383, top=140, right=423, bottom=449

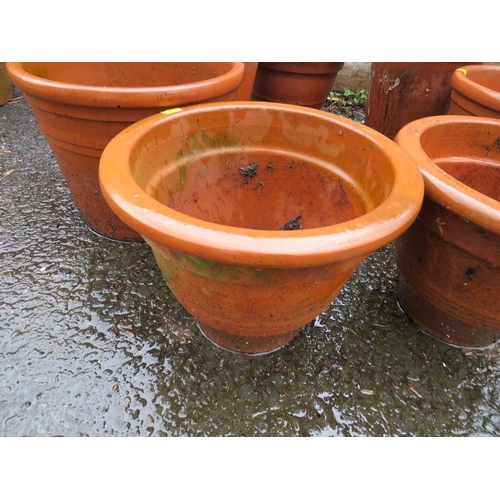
left=1, top=92, right=499, bottom=436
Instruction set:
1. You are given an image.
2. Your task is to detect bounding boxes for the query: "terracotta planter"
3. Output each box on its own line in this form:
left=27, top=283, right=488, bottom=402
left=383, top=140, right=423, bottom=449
left=449, top=64, right=500, bottom=118
left=234, top=63, right=258, bottom=100
left=0, top=62, right=12, bottom=105
left=366, top=62, right=479, bottom=139
left=99, top=101, right=424, bottom=354
left=394, top=115, right=500, bottom=348
left=251, top=62, right=344, bottom=109
left=6, top=62, right=245, bottom=241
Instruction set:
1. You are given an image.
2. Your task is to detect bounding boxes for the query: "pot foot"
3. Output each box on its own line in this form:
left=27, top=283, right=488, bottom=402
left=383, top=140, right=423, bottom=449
left=197, top=322, right=300, bottom=355
left=85, top=223, right=145, bottom=243
left=396, top=275, right=500, bottom=349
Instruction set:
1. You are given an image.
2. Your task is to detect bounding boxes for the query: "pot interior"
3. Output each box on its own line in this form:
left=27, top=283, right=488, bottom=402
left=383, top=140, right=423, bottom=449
left=436, top=158, right=500, bottom=202
left=20, top=62, right=235, bottom=88
left=420, top=121, right=500, bottom=202
left=128, top=105, right=402, bottom=232
left=152, top=150, right=366, bottom=231
left=462, top=67, right=500, bottom=93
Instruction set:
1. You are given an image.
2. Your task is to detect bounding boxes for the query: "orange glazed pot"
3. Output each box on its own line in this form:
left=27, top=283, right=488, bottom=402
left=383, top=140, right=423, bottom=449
left=6, top=62, right=245, bottom=241
left=99, top=101, right=424, bottom=354
left=251, top=62, right=344, bottom=109
left=449, top=64, right=500, bottom=118
left=394, top=115, right=500, bottom=348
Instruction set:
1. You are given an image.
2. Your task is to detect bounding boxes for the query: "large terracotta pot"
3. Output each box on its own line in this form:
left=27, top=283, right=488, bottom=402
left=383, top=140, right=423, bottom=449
left=99, top=101, right=424, bottom=354
left=6, top=62, right=245, bottom=241
left=251, top=62, right=344, bottom=109
left=394, top=115, right=500, bottom=348
left=449, top=64, right=500, bottom=118
left=366, top=62, right=479, bottom=139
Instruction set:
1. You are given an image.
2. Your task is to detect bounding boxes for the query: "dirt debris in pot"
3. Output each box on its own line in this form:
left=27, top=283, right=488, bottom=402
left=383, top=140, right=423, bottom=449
left=239, top=161, right=258, bottom=183
left=280, top=213, right=302, bottom=231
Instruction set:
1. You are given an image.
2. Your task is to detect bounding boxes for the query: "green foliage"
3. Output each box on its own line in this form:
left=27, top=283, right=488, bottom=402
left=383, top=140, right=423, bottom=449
left=327, top=88, right=367, bottom=107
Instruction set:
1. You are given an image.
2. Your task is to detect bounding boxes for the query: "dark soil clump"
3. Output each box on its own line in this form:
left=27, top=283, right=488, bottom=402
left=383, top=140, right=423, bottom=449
left=239, top=162, right=258, bottom=178
left=280, top=213, right=302, bottom=231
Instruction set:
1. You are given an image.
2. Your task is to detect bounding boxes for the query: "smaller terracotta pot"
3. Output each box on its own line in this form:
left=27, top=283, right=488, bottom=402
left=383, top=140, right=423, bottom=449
left=99, top=101, right=423, bottom=354
left=234, top=63, right=258, bottom=100
left=449, top=64, right=500, bottom=118
left=394, top=115, right=500, bottom=348
left=0, top=62, right=13, bottom=105
left=6, top=62, right=245, bottom=241
left=251, top=62, right=344, bottom=109
left=366, top=62, right=479, bottom=139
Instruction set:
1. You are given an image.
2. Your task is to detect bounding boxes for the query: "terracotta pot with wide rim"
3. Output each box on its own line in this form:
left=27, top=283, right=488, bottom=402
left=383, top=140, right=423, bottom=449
left=394, top=115, right=500, bottom=348
left=251, top=62, right=344, bottom=109
left=449, top=64, right=500, bottom=118
left=6, top=62, right=245, bottom=241
left=365, top=62, right=479, bottom=139
left=99, top=101, right=424, bottom=354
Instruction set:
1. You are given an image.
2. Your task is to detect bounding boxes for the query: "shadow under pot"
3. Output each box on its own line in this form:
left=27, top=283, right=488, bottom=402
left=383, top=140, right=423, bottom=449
left=394, top=115, right=500, bottom=348
left=6, top=62, right=245, bottom=242
left=449, top=64, right=500, bottom=118
left=99, top=101, right=424, bottom=355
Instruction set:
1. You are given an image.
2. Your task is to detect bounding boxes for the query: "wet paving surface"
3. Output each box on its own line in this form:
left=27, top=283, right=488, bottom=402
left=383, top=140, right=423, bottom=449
left=1, top=89, right=500, bottom=436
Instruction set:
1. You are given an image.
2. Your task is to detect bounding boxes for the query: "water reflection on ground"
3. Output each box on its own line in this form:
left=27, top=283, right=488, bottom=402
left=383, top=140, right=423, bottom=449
left=1, top=91, right=499, bottom=437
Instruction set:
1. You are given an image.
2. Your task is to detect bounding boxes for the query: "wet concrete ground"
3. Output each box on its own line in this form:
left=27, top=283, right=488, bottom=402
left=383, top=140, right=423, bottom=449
left=1, top=88, right=500, bottom=437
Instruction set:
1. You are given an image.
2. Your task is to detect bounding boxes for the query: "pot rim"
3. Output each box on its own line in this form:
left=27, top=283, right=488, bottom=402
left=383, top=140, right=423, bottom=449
left=99, top=101, right=424, bottom=268
left=394, top=114, right=500, bottom=235
left=257, top=62, right=345, bottom=75
left=451, top=64, right=500, bottom=112
left=6, top=62, right=245, bottom=108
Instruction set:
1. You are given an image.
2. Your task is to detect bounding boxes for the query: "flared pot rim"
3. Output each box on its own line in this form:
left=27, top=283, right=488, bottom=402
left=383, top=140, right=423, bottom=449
left=99, top=101, right=424, bottom=268
left=451, top=64, right=500, bottom=112
left=395, top=114, right=500, bottom=235
left=6, top=62, right=245, bottom=108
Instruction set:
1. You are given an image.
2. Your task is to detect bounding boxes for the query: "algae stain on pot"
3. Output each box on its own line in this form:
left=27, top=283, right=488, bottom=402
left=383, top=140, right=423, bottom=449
left=156, top=249, right=276, bottom=287
left=177, top=129, right=241, bottom=160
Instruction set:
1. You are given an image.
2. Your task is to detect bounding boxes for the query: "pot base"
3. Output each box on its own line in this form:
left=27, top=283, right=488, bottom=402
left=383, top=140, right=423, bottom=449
left=85, top=222, right=145, bottom=244
left=197, top=322, right=300, bottom=355
left=396, top=272, right=500, bottom=349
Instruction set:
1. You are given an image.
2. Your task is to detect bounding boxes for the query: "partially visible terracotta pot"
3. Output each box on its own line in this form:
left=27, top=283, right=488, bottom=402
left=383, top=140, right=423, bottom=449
left=394, top=115, right=500, bottom=348
left=234, top=63, right=258, bottom=100
left=0, top=63, right=13, bottom=105
left=366, top=62, right=479, bottom=139
left=251, top=62, right=344, bottom=109
left=99, top=101, right=424, bottom=354
left=6, top=62, right=245, bottom=241
left=449, top=64, right=500, bottom=118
